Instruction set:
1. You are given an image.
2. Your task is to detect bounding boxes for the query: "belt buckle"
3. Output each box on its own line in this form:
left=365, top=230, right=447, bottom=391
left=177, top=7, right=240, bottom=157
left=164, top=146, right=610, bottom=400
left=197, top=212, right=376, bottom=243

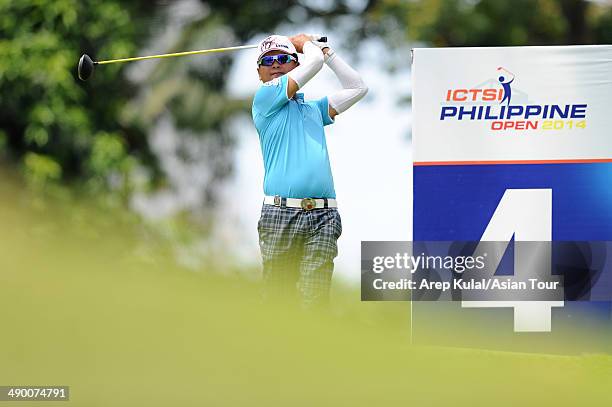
left=301, top=198, right=316, bottom=211
left=273, top=195, right=281, bottom=206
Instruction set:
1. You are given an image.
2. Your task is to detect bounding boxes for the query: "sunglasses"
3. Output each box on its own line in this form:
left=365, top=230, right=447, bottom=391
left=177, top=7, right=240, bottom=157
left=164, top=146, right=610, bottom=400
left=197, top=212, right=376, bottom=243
left=258, top=54, right=297, bottom=66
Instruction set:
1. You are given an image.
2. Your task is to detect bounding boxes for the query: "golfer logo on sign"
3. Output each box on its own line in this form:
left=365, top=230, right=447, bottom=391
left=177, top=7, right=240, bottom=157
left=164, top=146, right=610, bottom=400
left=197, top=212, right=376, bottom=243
left=497, top=66, right=515, bottom=106
left=251, top=34, right=367, bottom=307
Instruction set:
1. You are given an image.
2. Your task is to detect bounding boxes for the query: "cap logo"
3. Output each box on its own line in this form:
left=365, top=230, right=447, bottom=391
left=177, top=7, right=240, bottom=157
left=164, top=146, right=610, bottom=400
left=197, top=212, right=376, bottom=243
left=260, top=37, right=290, bottom=52
left=261, top=39, right=274, bottom=50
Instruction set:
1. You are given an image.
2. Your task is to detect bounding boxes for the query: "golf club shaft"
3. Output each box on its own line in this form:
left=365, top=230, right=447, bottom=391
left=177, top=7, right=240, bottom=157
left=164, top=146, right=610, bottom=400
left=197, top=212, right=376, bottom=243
left=95, top=44, right=258, bottom=65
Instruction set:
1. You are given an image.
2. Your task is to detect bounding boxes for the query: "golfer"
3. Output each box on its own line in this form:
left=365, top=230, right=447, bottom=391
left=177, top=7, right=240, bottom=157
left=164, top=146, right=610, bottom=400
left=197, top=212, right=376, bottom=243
left=252, top=33, right=367, bottom=307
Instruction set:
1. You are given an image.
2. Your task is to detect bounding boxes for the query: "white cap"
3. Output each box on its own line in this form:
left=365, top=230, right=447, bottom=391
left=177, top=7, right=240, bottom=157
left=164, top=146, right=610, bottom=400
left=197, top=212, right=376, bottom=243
left=257, top=35, right=297, bottom=62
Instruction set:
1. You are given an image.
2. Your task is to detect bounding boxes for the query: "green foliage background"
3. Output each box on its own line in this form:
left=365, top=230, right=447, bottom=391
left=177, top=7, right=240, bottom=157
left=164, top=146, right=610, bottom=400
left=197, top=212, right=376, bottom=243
left=368, top=0, right=612, bottom=46
left=1, top=0, right=610, bottom=206
left=0, top=0, right=365, bottom=204
left=0, top=0, right=157, bottom=193
left=0, top=2, right=610, bottom=403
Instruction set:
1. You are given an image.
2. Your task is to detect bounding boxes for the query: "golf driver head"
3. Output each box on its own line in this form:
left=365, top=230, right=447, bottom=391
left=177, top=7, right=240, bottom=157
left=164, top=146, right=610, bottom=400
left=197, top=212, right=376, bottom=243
left=78, top=54, right=95, bottom=81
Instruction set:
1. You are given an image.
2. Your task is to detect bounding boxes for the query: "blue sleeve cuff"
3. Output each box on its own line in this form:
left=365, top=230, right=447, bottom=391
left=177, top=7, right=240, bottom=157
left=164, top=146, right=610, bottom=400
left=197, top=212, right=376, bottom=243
left=321, top=96, right=334, bottom=126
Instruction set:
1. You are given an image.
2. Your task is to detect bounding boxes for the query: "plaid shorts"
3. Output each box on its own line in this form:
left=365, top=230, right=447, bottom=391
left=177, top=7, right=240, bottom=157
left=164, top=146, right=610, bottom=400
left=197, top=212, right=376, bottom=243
left=257, top=203, right=342, bottom=307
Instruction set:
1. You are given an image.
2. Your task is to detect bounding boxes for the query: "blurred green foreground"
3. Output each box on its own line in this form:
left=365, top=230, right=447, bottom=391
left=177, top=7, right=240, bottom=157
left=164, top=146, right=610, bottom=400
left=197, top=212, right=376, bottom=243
left=0, top=170, right=610, bottom=406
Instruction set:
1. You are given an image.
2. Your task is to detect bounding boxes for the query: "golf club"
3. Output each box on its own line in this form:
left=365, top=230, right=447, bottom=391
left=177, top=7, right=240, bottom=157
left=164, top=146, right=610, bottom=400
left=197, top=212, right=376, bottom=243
left=78, top=37, right=327, bottom=81
left=496, top=66, right=515, bottom=77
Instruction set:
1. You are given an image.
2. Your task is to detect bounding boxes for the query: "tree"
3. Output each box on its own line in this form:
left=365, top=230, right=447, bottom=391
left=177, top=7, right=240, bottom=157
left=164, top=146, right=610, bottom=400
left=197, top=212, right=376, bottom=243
left=0, top=0, right=367, bottom=209
left=0, top=0, right=163, bottom=194
left=367, top=0, right=612, bottom=47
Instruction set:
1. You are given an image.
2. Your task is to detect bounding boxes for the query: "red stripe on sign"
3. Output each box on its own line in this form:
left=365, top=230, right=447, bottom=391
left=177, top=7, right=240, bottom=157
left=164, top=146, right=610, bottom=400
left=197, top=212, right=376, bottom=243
left=413, top=158, right=612, bottom=166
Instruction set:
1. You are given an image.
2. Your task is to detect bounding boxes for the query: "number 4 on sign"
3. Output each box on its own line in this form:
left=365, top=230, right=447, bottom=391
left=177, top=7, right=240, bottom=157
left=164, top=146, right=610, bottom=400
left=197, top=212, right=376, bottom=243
left=462, top=189, right=564, bottom=332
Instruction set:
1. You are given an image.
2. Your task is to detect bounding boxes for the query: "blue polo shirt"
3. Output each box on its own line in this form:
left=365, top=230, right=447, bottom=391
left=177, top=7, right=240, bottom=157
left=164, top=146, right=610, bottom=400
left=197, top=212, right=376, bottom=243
left=252, top=74, right=336, bottom=199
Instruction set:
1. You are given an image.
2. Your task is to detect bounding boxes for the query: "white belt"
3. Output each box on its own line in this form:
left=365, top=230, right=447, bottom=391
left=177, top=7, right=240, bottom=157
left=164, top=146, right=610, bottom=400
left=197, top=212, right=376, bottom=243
left=264, top=195, right=338, bottom=210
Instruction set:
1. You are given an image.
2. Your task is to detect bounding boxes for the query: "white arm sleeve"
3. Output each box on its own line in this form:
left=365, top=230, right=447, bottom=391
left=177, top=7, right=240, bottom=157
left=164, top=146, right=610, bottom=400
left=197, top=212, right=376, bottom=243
left=325, top=49, right=368, bottom=114
left=287, top=42, right=324, bottom=89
